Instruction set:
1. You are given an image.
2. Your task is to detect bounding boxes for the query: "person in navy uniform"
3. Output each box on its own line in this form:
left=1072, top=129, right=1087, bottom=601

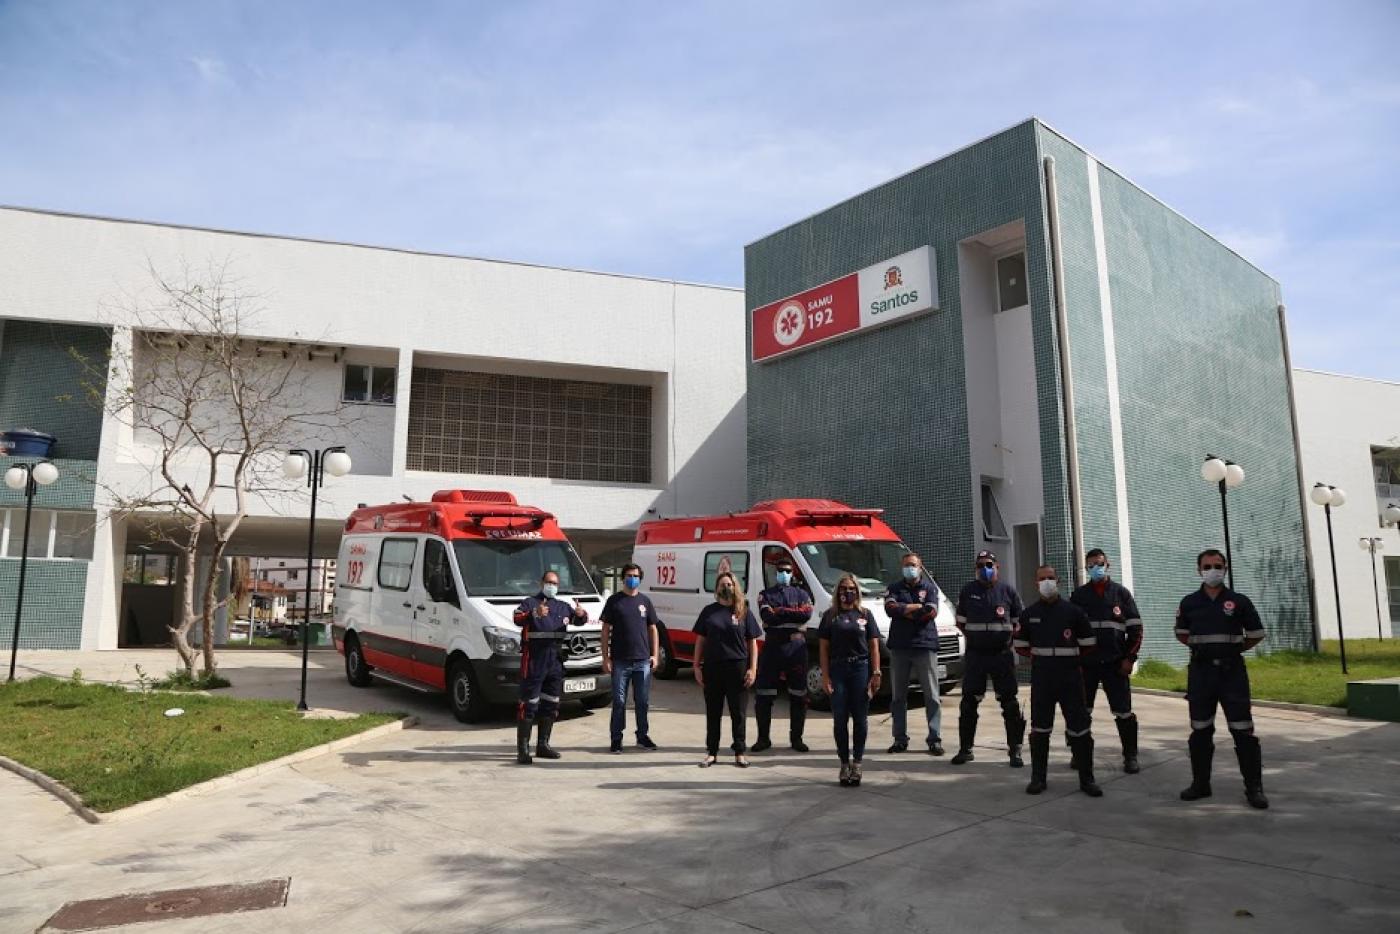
left=819, top=573, right=882, bottom=787
left=1070, top=548, right=1145, bottom=774
left=953, top=550, right=1027, bottom=767
left=883, top=552, right=945, bottom=756
left=1176, top=549, right=1269, bottom=809
left=693, top=570, right=762, bottom=768
left=753, top=556, right=814, bottom=753
left=511, top=570, right=589, bottom=765
left=600, top=562, right=661, bottom=754
left=1015, top=564, right=1102, bottom=797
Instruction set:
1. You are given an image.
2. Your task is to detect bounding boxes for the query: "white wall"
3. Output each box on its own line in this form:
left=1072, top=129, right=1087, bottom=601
left=1294, top=369, right=1400, bottom=640
left=0, top=206, right=748, bottom=647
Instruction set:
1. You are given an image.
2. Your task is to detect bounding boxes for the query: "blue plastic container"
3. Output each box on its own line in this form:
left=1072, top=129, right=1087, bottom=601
left=1, top=429, right=57, bottom=457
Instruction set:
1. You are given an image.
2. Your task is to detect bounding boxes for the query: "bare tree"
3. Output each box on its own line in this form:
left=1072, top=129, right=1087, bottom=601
left=86, top=261, right=357, bottom=678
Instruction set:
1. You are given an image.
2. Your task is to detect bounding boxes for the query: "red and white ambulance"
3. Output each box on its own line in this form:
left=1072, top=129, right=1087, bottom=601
left=632, top=499, right=964, bottom=706
left=333, top=490, right=610, bottom=722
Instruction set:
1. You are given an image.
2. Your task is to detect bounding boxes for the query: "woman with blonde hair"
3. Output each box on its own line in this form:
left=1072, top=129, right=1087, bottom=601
left=692, top=570, right=762, bottom=768
left=819, top=573, right=883, bottom=786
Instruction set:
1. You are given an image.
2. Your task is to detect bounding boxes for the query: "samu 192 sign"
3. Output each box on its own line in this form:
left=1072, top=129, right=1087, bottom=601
left=750, top=245, right=938, bottom=363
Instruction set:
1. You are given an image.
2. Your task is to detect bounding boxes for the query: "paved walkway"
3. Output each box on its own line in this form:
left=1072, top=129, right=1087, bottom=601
left=2, top=649, right=1398, bottom=932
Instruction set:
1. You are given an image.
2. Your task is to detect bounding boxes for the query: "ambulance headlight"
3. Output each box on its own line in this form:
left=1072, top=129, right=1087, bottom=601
left=484, top=626, right=521, bottom=656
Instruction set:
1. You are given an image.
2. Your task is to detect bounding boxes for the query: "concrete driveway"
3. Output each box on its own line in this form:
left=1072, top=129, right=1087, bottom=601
left=2, top=649, right=1398, bottom=933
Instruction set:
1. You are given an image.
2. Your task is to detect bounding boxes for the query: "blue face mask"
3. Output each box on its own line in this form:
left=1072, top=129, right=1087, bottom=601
left=978, top=566, right=996, bottom=583
left=776, top=571, right=792, bottom=586
left=623, top=575, right=641, bottom=590
left=1088, top=565, right=1108, bottom=582
left=542, top=583, right=559, bottom=599
left=902, top=565, right=920, bottom=581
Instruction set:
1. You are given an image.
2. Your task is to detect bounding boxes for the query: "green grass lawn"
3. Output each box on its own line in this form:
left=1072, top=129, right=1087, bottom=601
left=0, top=677, right=400, bottom=812
left=1134, top=639, right=1400, bottom=708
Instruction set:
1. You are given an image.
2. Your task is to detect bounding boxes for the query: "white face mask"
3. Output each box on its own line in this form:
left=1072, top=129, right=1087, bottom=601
left=1201, top=569, right=1226, bottom=588
left=542, top=583, right=559, bottom=599
left=1038, top=579, right=1059, bottom=598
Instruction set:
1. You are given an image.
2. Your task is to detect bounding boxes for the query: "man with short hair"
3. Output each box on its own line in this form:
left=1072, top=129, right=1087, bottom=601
left=1070, top=548, right=1145, bottom=773
left=953, top=551, right=1027, bottom=767
left=1176, top=549, right=1269, bottom=809
left=1015, top=564, right=1102, bottom=797
left=753, top=557, right=814, bottom=752
left=884, top=552, right=945, bottom=756
left=601, top=563, right=661, bottom=754
left=511, top=570, right=589, bottom=765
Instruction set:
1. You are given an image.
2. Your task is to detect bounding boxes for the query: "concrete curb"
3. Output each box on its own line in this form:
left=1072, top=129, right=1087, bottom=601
left=1133, top=686, right=1353, bottom=719
left=0, top=714, right=417, bottom=825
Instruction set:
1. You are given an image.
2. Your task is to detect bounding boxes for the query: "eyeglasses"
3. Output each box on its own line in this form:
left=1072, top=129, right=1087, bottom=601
left=977, top=563, right=995, bottom=569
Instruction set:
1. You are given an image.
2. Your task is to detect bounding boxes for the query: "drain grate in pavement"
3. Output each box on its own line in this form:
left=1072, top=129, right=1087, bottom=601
left=42, top=878, right=290, bottom=931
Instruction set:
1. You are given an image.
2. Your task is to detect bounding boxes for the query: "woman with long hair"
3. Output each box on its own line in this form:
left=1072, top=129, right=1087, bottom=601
left=692, top=570, right=762, bottom=768
left=819, top=573, right=883, bottom=786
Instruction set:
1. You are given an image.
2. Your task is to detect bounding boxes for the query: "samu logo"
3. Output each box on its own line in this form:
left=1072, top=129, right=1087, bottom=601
left=884, top=266, right=903, bottom=289
left=773, top=300, right=805, bottom=347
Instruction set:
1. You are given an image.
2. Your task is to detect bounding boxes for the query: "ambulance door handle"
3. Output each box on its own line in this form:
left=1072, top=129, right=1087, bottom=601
left=402, top=601, right=412, bottom=608
left=415, top=604, right=426, bottom=611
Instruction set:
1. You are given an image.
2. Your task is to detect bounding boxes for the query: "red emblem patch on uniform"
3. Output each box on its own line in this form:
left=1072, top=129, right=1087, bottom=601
left=1063, top=628, right=1073, bottom=641
left=1223, top=601, right=1236, bottom=615
left=996, top=606, right=1006, bottom=617
left=918, top=590, right=927, bottom=600
left=1112, top=606, right=1122, bottom=616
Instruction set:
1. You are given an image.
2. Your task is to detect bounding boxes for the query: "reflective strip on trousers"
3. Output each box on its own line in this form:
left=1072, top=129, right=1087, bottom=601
left=1113, top=710, right=1135, bottom=720
left=755, top=689, right=779, bottom=696
left=1065, top=726, right=1091, bottom=738
left=1031, top=725, right=1054, bottom=733
left=1228, top=720, right=1255, bottom=731
left=787, top=689, right=807, bottom=697
left=1189, top=634, right=1244, bottom=645
left=539, top=693, right=560, bottom=703
left=1191, top=719, right=1214, bottom=730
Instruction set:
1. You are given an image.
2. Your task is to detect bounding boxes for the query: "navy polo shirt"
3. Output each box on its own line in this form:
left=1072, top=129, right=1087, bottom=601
left=819, top=608, right=879, bottom=662
left=600, top=591, right=659, bottom=661
left=883, top=577, right=941, bottom=651
left=692, top=602, right=762, bottom=663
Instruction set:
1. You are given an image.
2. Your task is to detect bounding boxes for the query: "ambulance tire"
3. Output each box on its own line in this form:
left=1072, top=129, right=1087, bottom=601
left=806, top=650, right=831, bottom=711
left=447, top=657, right=488, bottom=724
left=653, top=626, right=679, bottom=680
left=344, top=633, right=373, bottom=687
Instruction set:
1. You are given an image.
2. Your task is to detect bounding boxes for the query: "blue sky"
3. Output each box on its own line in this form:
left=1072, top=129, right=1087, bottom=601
left=1, top=0, right=1396, bottom=379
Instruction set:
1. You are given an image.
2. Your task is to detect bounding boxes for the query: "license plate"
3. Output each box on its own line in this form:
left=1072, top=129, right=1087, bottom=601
left=564, top=677, right=596, bottom=694
left=936, top=664, right=947, bottom=680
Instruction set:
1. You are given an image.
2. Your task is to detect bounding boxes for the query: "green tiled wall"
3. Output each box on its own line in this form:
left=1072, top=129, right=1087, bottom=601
left=1035, top=125, right=1310, bottom=662
left=0, top=560, right=87, bottom=649
left=0, top=320, right=110, bottom=461
left=745, top=121, right=1060, bottom=592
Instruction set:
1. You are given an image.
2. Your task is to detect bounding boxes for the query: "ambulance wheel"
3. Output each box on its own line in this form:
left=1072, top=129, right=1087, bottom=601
left=344, top=634, right=373, bottom=687
left=654, top=627, right=679, bottom=680
left=447, top=658, right=488, bottom=723
left=806, top=661, right=831, bottom=711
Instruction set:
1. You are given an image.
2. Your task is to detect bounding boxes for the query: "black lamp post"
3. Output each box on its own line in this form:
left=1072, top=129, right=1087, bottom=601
left=1360, top=536, right=1385, bottom=640
left=1201, top=456, right=1245, bottom=590
left=283, top=446, right=351, bottom=710
left=5, top=460, right=60, bottom=681
left=1311, top=482, right=1348, bottom=674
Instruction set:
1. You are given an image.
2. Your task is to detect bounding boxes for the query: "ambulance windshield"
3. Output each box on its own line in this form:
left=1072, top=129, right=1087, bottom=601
left=452, top=540, right=597, bottom=597
left=801, top=540, right=911, bottom=596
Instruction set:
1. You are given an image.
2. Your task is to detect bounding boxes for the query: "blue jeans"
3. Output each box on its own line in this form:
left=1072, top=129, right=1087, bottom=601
left=610, top=659, right=652, bottom=742
left=829, top=659, right=871, bottom=763
left=890, top=648, right=943, bottom=745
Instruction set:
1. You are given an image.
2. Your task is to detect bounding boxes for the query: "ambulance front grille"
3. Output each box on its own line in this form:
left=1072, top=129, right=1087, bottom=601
left=937, top=635, right=961, bottom=659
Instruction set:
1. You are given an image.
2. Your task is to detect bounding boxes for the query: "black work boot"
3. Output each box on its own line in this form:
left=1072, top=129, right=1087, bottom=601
left=1180, top=730, right=1215, bottom=801
left=1007, top=716, right=1026, bottom=768
left=950, top=718, right=976, bottom=764
left=1026, top=732, right=1050, bottom=794
left=789, top=703, right=809, bottom=752
left=1074, top=735, right=1103, bottom=797
left=752, top=700, right=772, bottom=752
left=1234, top=733, right=1269, bottom=809
left=534, top=717, right=562, bottom=760
left=516, top=720, right=534, bottom=765
left=1118, top=715, right=1141, bottom=774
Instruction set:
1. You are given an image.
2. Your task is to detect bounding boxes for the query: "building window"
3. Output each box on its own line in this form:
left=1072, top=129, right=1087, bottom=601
left=996, top=252, right=1028, bottom=312
left=1373, top=446, right=1400, bottom=501
left=407, top=368, right=653, bottom=484
left=1, top=510, right=96, bottom=560
left=981, top=482, right=1010, bottom=541
left=344, top=364, right=397, bottom=405
left=288, top=569, right=299, bottom=581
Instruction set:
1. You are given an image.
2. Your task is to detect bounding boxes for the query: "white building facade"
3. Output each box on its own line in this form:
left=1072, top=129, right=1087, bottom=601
left=1295, top=368, right=1400, bottom=641
left=0, top=206, right=747, bottom=650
